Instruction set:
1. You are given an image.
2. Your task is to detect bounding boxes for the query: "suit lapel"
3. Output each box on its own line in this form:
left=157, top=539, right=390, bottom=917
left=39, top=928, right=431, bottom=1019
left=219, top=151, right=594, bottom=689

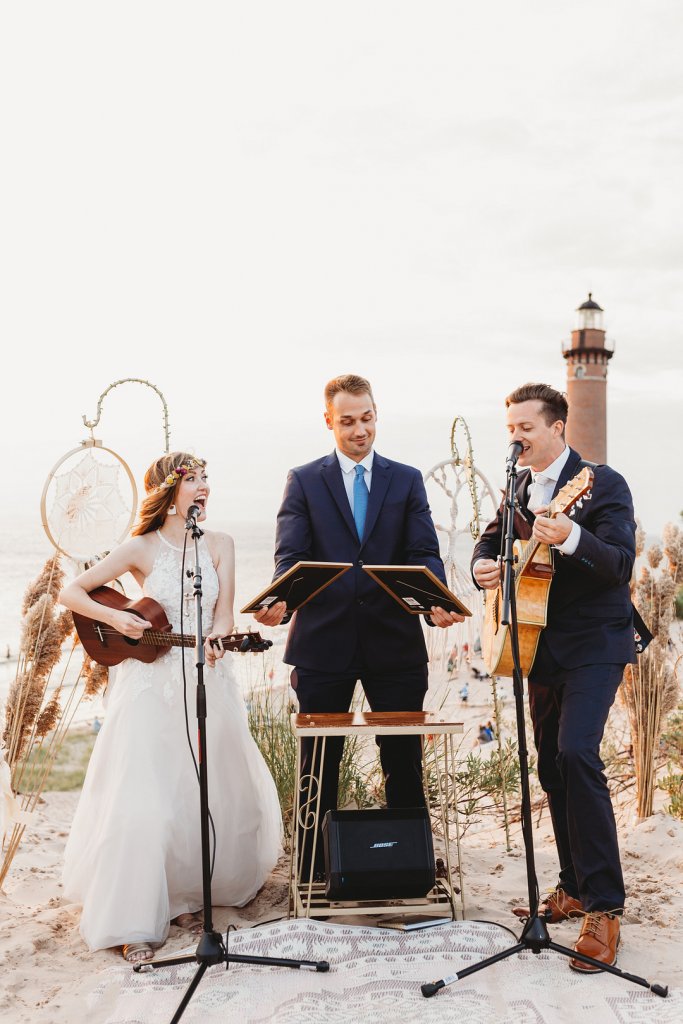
left=320, top=453, right=358, bottom=541
left=360, top=453, right=392, bottom=550
left=551, top=448, right=582, bottom=500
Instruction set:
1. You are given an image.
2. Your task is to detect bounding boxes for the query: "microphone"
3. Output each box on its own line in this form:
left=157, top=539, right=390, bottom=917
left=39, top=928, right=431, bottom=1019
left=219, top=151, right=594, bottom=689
left=506, top=440, right=524, bottom=467
left=185, top=503, right=201, bottom=528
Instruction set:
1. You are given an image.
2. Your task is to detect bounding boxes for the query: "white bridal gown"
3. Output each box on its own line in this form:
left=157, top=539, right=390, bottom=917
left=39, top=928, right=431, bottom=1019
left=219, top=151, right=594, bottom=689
left=63, top=532, right=282, bottom=951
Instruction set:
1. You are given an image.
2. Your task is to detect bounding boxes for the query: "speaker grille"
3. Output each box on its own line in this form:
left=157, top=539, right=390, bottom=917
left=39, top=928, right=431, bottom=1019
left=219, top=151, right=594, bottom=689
left=322, top=808, right=435, bottom=900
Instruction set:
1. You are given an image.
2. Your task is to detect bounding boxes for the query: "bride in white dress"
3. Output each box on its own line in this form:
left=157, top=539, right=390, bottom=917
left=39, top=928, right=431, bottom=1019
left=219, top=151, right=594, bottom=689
left=60, top=452, right=281, bottom=962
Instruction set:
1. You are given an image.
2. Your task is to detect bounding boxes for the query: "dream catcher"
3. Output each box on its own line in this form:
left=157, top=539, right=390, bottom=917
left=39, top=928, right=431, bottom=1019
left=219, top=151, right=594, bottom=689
left=40, top=378, right=171, bottom=564
left=424, top=418, right=512, bottom=847
left=422, top=416, right=499, bottom=677
left=423, top=416, right=498, bottom=597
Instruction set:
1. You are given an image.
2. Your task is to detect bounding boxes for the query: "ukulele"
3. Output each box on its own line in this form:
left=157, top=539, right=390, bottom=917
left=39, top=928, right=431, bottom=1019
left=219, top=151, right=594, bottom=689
left=72, top=585, right=272, bottom=667
left=481, top=467, right=594, bottom=677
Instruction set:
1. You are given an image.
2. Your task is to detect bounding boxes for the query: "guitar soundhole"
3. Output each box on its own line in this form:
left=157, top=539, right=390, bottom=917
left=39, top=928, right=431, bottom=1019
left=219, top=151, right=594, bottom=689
left=493, top=593, right=500, bottom=632
left=123, top=636, right=140, bottom=647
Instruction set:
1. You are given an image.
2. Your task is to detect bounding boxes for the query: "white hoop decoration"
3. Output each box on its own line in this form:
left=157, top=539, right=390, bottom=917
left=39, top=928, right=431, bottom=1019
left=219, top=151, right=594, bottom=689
left=422, top=416, right=500, bottom=661
left=40, top=442, right=137, bottom=562
left=423, top=456, right=499, bottom=597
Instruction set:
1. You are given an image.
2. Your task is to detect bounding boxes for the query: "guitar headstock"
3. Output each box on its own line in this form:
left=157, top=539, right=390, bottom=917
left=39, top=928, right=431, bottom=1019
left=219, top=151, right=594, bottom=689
left=238, top=631, right=273, bottom=653
left=210, top=631, right=273, bottom=654
left=551, top=467, right=594, bottom=517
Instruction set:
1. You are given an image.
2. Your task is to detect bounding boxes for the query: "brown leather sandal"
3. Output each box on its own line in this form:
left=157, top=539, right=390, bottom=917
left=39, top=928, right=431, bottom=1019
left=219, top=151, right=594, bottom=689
left=122, top=942, right=154, bottom=963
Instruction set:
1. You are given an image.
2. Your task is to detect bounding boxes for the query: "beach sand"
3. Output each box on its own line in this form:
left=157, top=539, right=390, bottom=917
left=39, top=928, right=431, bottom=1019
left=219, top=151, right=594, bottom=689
left=1, top=679, right=682, bottom=1022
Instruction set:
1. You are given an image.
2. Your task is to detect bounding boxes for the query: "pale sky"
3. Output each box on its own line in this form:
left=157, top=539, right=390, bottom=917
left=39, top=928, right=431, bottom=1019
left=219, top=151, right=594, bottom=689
left=1, top=1, right=681, bottom=539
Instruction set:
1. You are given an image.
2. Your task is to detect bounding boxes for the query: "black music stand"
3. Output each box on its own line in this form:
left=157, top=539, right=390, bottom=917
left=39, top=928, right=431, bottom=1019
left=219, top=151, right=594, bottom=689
left=421, top=451, right=668, bottom=1000
left=136, top=514, right=329, bottom=1023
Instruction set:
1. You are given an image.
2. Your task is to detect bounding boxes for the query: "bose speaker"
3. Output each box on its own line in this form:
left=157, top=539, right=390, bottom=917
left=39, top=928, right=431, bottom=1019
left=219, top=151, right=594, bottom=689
left=322, top=808, right=435, bottom=901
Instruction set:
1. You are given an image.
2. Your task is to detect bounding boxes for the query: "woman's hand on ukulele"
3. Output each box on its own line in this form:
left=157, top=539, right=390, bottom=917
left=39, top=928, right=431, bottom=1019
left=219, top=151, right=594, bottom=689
left=205, top=627, right=233, bottom=667
left=110, top=610, right=152, bottom=639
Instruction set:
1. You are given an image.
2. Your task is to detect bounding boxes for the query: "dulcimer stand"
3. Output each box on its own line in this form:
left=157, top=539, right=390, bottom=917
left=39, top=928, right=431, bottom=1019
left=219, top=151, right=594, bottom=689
left=136, top=513, right=329, bottom=1024
left=421, top=450, right=668, bottom=999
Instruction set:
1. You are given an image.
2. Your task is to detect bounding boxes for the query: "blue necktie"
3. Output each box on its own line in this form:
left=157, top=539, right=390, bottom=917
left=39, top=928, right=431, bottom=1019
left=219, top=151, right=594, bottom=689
left=353, top=464, right=369, bottom=541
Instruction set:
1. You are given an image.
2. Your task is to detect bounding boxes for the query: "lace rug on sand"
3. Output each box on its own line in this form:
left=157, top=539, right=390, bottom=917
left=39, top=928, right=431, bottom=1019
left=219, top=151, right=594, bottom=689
left=89, top=919, right=680, bottom=1024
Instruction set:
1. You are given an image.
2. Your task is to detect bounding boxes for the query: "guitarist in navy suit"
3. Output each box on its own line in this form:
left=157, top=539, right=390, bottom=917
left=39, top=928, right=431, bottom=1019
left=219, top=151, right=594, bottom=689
left=255, top=374, right=464, bottom=874
left=472, top=382, right=637, bottom=974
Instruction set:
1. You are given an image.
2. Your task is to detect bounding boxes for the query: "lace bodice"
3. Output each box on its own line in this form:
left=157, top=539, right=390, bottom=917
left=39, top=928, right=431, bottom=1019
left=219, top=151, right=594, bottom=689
left=109, top=531, right=226, bottom=705
left=145, top=531, right=220, bottom=635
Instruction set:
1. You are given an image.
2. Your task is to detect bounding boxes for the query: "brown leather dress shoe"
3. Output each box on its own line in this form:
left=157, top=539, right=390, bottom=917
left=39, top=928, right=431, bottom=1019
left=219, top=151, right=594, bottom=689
left=513, top=886, right=583, bottom=923
left=570, top=912, right=620, bottom=973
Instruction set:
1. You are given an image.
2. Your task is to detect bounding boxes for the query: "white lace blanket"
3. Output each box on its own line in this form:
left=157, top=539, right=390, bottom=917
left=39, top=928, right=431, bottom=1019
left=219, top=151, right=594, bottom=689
left=88, top=919, right=680, bottom=1024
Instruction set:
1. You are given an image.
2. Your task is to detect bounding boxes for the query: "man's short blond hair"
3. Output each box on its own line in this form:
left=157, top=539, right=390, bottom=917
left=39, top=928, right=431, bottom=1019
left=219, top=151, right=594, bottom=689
left=324, top=374, right=375, bottom=409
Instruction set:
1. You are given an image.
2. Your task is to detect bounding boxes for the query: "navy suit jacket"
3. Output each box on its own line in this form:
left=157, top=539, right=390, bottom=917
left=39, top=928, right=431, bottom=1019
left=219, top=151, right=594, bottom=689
left=471, top=448, right=637, bottom=670
left=274, top=451, right=446, bottom=672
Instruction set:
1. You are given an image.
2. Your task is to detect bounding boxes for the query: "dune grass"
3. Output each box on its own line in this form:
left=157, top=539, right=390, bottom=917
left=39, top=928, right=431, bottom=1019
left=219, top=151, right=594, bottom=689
left=19, top=728, right=97, bottom=792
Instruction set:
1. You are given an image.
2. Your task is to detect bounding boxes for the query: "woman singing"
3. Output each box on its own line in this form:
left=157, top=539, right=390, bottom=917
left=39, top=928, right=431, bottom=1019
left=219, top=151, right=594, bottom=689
left=60, top=452, right=281, bottom=963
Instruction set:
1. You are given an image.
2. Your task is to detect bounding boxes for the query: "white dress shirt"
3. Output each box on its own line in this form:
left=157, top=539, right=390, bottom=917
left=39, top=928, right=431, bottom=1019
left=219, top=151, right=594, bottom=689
left=335, top=448, right=374, bottom=514
left=527, top=446, right=581, bottom=556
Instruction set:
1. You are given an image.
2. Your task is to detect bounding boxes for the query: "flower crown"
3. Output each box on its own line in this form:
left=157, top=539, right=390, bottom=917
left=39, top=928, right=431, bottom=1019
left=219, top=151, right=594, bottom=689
left=158, top=458, right=206, bottom=491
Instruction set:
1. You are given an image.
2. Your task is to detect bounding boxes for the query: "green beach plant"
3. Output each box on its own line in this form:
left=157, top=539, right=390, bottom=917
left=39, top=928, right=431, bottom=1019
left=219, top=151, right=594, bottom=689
left=246, top=684, right=373, bottom=847
left=658, top=705, right=683, bottom=819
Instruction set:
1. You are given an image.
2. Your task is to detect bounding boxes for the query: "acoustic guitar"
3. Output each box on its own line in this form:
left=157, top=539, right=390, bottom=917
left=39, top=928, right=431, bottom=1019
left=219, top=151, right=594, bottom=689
left=72, top=585, right=272, bottom=667
left=481, top=467, right=594, bottom=677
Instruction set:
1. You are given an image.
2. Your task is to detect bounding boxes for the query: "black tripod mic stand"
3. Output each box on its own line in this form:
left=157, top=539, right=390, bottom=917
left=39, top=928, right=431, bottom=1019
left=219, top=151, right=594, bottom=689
left=421, top=446, right=668, bottom=1000
left=136, top=511, right=329, bottom=1024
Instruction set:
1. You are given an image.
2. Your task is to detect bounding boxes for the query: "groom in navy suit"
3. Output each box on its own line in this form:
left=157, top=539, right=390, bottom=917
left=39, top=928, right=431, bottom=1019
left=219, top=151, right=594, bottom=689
left=256, top=374, right=464, bottom=872
left=472, top=382, right=637, bottom=973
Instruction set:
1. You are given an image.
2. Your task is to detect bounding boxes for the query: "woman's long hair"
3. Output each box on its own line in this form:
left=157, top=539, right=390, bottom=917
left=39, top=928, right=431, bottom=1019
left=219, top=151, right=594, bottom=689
left=131, top=451, right=205, bottom=537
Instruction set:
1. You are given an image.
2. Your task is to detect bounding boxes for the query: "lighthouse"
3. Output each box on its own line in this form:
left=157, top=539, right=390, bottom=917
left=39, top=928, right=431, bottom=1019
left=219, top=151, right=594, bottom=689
left=561, top=294, right=614, bottom=463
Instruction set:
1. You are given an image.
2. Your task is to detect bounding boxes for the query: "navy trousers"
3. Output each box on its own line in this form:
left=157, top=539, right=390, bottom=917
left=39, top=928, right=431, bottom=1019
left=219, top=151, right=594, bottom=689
left=292, top=664, right=429, bottom=874
left=528, top=639, right=626, bottom=912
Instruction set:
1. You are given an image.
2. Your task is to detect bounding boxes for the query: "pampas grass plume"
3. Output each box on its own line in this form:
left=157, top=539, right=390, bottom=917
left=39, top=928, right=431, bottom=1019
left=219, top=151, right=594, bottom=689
left=83, top=658, right=108, bottom=698
left=621, top=521, right=682, bottom=818
left=21, top=556, right=65, bottom=616
left=35, top=693, right=62, bottom=738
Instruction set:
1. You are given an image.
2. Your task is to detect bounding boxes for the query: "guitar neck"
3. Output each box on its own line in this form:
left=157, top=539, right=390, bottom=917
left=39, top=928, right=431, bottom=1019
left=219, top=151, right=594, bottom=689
left=140, top=631, right=219, bottom=648
left=515, top=498, right=560, bottom=579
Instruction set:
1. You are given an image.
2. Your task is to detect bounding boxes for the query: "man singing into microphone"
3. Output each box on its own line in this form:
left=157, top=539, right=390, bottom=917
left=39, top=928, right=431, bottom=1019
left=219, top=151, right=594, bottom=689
left=256, top=373, right=464, bottom=875
left=472, top=383, right=637, bottom=973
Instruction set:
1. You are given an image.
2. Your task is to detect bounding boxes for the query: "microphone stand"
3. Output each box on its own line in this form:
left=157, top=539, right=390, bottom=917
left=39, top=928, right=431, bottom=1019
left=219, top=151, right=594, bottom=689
left=137, top=511, right=329, bottom=1023
left=420, top=453, right=668, bottom=999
